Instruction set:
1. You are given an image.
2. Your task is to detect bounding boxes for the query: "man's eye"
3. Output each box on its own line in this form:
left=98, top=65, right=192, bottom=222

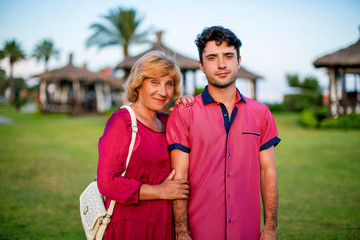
left=167, top=82, right=174, bottom=86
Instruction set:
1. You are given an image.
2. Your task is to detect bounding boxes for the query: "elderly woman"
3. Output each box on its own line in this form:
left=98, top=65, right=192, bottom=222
left=97, top=51, right=190, bottom=240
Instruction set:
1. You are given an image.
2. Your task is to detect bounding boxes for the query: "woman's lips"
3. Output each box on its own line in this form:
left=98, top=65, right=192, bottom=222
left=154, top=98, right=166, bottom=103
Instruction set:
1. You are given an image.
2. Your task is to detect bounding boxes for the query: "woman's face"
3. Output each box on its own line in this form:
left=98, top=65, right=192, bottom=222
left=137, top=74, right=175, bottom=112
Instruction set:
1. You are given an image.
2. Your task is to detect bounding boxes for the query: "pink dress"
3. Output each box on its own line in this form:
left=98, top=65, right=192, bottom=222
left=97, top=108, right=173, bottom=240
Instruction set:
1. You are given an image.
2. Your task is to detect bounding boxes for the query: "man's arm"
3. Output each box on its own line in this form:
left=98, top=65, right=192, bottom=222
left=259, top=146, right=278, bottom=240
left=170, top=149, right=191, bottom=240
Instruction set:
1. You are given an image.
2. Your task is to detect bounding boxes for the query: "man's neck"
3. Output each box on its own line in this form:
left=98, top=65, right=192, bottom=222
left=207, top=83, right=237, bottom=107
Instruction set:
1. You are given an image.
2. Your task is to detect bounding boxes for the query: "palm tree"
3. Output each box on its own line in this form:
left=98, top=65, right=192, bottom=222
left=86, top=7, right=149, bottom=58
left=32, top=39, right=60, bottom=71
left=0, top=50, right=4, bottom=60
left=1, top=40, right=26, bottom=106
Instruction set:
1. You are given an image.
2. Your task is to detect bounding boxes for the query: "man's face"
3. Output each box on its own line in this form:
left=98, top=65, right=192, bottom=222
left=199, top=40, right=241, bottom=89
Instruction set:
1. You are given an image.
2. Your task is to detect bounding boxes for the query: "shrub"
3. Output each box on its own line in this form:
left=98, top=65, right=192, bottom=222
left=320, top=112, right=360, bottom=129
left=194, top=87, right=204, bottom=96
left=267, top=103, right=285, bottom=113
left=283, top=92, right=323, bottom=112
left=299, top=108, right=318, bottom=128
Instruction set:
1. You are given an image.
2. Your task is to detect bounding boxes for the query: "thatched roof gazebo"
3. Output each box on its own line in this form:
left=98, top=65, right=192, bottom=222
left=35, top=54, right=123, bottom=114
left=115, top=32, right=199, bottom=95
left=237, top=66, right=262, bottom=100
left=313, top=30, right=360, bottom=117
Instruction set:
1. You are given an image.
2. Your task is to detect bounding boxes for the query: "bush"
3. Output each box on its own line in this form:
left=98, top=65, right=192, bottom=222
left=283, top=92, right=323, bottom=112
left=267, top=103, right=285, bottom=113
left=194, top=87, right=204, bottom=96
left=320, top=112, right=360, bottom=129
left=299, top=108, right=318, bottom=128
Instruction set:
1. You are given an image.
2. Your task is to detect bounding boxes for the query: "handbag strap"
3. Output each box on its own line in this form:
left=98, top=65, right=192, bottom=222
left=107, top=105, right=138, bottom=216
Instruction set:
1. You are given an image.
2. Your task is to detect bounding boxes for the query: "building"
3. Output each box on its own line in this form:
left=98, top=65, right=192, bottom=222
left=35, top=54, right=123, bottom=114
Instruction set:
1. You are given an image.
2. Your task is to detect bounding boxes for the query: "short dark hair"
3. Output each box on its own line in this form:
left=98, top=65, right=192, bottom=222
left=195, top=26, right=242, bottom=64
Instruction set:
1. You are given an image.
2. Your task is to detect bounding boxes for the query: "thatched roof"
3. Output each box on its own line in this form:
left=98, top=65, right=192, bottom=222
left=237, top=66, right=262, bottom=80
left=313, top=38, right=360, bottom=68
left=35, top=54, right=123, bottom=87
left=115, top=32, right=199, bottom=71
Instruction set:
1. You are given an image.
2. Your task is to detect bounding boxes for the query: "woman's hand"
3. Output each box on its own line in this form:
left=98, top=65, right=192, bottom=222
left=159, top=169, right=190, bottom=200
left=170, top=95, right=195, bottom=111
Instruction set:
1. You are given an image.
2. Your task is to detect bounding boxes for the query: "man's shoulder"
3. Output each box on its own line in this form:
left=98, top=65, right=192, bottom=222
left=173, top=95, right=204, bottom=112
left=242, top=96, right=269, bottom=111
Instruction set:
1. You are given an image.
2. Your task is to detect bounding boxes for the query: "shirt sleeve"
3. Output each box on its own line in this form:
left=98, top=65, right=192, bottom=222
left=166, top=106, right=191, bottom=153
left=97, top=110, right=142, bottom=205
left=260, top=106, right=281, bottom=151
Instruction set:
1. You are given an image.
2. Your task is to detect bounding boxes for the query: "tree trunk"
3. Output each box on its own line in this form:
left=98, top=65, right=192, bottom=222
left=7, top=63, right=14, bottom=106
left=123, top=44, right=129, bottom=58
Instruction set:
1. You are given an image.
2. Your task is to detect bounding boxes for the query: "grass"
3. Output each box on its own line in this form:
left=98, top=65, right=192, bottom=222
left=274, top=113, right=360, bottom=239
left=0, top=106, right=359, bottom=239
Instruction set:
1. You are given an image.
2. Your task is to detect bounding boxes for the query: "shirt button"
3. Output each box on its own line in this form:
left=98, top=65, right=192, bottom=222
left=228, top=194, right=230, bottom=199
left=227, top=173, right=231, bottom=177
left=227, top=153, right=230, bottom=157
left=224, top=114, right=227, bottom=117
left=229, top=219, right=232, bottom=223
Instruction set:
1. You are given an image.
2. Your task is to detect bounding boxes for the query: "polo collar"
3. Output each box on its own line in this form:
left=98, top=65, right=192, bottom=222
left=201, top=86, right=247, bottom=105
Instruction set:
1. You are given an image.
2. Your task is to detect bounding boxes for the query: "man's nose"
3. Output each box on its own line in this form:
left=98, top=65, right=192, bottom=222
left=218, top=57, right=226, bottom=68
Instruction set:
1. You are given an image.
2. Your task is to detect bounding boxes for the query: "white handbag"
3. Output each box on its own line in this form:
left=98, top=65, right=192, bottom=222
left=80, top=105, right=138, bottom=240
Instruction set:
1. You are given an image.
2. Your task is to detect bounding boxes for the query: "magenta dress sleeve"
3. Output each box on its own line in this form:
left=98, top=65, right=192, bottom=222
left=97, top=110, right=143, bottom=205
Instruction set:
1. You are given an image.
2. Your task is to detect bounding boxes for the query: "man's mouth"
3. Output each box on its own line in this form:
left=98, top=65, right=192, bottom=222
left=216, top=71, right=230, bottom=77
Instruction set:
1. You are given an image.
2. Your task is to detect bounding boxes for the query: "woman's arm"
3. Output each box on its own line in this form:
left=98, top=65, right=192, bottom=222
left=97, top=112, right=143, bottom=205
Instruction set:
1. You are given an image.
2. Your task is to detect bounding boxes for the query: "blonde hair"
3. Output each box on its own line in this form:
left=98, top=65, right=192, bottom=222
left=125, top=50, right=181, bottom=103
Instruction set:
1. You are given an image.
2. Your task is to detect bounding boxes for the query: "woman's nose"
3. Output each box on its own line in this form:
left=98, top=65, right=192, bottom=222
left=158, top=84, right=167, bottom=96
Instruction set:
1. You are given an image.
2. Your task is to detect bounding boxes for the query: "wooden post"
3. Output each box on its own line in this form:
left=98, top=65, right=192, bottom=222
left=73, top=80, right=80, bottom=113
left=248, top=79, right=257, bottom=100
left=181, top=70, right=187, bottom=95
left=193, top=70, right=197, bottom=96
left=328, top=67, right=339, bottom=117
left=39, top=80, right=47, bottom=104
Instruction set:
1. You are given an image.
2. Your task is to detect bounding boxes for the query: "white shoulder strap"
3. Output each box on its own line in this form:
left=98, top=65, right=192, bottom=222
left=119, top=105, right=138, bottom=177
left=107, top=105, right=138, bottom=216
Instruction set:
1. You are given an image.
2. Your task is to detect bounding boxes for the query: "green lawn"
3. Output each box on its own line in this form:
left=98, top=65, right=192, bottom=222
left=0, top=106, right=359, bottom=239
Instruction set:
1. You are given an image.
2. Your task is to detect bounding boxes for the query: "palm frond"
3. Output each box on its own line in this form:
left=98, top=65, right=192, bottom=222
left=86, top=7, right=150, bottom=57
left=2, top=40, right=26, bottom=64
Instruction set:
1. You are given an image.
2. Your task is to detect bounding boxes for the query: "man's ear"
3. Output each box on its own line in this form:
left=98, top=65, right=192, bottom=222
left=198, top=60, right=205, bottom=73
left=238, top=56, right=241, bottom=67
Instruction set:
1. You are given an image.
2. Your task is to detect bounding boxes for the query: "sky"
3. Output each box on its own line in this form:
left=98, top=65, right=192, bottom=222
left=0, top=0, right=359, bottom=103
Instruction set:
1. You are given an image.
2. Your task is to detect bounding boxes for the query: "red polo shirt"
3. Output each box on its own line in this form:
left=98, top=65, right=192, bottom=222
left=167, top=87, right=280, bottom=240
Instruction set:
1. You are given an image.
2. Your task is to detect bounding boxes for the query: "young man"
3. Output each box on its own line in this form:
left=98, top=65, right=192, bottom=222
left=167, top=26, right=281, bottom=240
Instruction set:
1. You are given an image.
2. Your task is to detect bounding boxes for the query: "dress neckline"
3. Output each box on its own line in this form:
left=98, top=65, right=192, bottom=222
left=136, top=117, right=166, bottom=134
